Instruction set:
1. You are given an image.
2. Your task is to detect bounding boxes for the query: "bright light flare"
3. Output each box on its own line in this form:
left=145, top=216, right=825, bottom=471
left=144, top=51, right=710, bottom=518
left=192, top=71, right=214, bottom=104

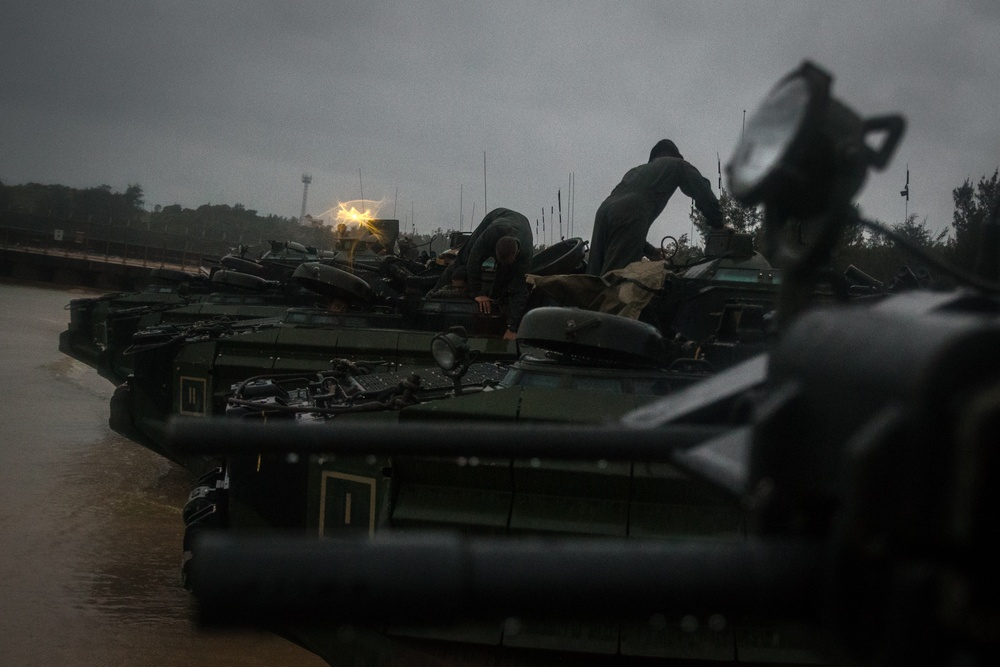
left=314, top=199, right=390, bottom=263
left=315, top=200, right=384, bottom=233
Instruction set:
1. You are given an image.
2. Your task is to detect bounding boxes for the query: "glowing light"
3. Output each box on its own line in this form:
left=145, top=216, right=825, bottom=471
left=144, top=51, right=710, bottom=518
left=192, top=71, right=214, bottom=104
left=313, top=199, right=384, bottom=233
left=311, top=199, right=390, bottom=264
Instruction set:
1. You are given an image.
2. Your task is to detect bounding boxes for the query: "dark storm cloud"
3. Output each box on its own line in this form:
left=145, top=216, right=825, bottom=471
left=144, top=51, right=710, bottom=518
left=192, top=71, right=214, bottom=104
left=2, top=1, right=998, bottom=243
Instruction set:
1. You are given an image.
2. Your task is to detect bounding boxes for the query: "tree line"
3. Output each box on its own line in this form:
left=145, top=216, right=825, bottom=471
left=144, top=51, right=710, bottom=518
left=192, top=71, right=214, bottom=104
left=0, top=181, right=339, bottom=253
left=688, top=170, right=1000, bottom=284
left=1, top=182, right=147, bottom=225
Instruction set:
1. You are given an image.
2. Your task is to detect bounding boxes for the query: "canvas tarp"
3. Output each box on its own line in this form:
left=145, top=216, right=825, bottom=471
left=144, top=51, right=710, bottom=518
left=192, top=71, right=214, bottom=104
left=526, top=260, right=673, bottom=320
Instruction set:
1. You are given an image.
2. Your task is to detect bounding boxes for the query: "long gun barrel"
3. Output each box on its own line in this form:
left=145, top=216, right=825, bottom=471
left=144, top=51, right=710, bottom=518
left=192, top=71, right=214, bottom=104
left=188, top=533, right=822, bottom=627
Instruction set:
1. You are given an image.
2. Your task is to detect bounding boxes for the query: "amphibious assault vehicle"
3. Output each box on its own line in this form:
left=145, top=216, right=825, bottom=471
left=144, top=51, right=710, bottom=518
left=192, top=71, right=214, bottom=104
left=178, top=304, right=789, bottom=664
left=58, top=224, right=413, bottom=384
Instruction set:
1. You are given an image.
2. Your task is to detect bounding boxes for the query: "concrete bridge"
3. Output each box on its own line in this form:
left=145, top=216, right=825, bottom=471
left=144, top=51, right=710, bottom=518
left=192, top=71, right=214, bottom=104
left=1, top=220, right=217, bottom=291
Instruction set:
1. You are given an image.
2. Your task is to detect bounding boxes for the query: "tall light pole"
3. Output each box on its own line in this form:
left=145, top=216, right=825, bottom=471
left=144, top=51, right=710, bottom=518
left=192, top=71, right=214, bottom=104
left=299, top=174, right=312, bottom=224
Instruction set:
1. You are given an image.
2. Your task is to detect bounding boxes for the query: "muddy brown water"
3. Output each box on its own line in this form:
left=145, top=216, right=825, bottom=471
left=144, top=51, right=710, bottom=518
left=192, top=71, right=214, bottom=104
left=0, top=281, right=324, bottom=666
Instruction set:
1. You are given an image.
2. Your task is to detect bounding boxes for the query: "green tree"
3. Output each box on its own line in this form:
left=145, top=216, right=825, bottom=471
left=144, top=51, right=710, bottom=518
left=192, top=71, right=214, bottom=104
left=950, top=169, right=1000, bottom=268
left=71, top=184, right=117, bottom=221
left=688, top=188, right=762, bottom=243
left=835, top=214, right=948, bottom=284
left=881, top=214, right=949, bottom=249
left=719, top=189, right=763, bottom=235
left=664, top=233, right=704, bottom=265
left=124, top=183, right=144, bottom=211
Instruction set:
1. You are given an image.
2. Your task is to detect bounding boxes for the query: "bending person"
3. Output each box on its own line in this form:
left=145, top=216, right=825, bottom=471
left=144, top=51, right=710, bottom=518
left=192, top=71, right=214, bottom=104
left=434, top=207, right=533, bottom=340
left=588, top=139, right=724, bottom=276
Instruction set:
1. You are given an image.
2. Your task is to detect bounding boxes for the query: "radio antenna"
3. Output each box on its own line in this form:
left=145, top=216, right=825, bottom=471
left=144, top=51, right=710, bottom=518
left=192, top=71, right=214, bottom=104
left=900, top=163, right=910, bottom=222
left=558, top=189, right=563, bottom=241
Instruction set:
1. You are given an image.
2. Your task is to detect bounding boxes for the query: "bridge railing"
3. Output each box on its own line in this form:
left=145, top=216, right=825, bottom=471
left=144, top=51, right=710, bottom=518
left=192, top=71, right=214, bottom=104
left=0, top=216, right=257, bottom=270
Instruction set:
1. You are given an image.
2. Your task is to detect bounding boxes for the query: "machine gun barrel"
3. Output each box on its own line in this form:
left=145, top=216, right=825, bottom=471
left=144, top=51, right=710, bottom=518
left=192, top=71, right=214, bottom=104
left=167, top=418, right=730, bottom=460
left=188, top=532, right=823, bottom=627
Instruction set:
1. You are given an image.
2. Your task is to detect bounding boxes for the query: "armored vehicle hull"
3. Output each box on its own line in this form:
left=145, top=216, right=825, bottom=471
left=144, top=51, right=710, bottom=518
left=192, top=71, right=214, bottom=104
left=110, top=304, right=518, bottom=469
left=176, top=308, right=822, bottom=665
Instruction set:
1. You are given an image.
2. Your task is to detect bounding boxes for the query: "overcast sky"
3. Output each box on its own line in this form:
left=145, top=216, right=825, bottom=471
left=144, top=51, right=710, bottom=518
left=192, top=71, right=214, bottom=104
left=3, top=1, right=998, bottom=247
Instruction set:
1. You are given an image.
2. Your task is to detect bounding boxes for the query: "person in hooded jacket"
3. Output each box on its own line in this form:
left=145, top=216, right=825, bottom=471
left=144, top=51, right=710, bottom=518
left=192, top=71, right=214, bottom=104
left=588, top=139, right=725, bottom=277
left=432, top=207, right=533, bottom=340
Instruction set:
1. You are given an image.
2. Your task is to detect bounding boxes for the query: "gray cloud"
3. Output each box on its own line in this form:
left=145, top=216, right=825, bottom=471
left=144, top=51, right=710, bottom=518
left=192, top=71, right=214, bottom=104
left=2, top=1, right=998, bottom=245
